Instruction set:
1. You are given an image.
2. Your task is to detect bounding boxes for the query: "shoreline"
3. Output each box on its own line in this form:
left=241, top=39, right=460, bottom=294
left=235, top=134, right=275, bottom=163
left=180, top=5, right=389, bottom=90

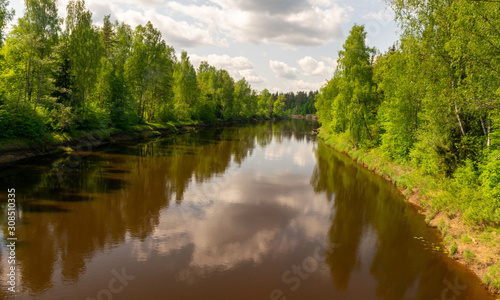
left=0, top=118, right=267, bottom=165
left=317, top=130, right=500, bottom=297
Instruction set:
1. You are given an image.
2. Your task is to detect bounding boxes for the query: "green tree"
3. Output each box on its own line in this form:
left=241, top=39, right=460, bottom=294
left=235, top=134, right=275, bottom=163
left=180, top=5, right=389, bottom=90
left=215, top=69, right=234, bottom=120
left=10, top=0, right=60, bottom=114
left=234, top=78, right=253, bottom=119
left=332, top=24, right=377, bottom=146
left=172, top=50, right=198, bottom=121
left=66, top=0, right=103, bottom=117
left=0, top=0, right=13, bottom=45
left=257, top=89, right=273, bottom=118
left=196, top=61, right=219, bottom=122
left=126, top=21, right=174, bottom=121
left=374, top=42, right=423, bottom=160
left=273, top=94, right=285, bottom=117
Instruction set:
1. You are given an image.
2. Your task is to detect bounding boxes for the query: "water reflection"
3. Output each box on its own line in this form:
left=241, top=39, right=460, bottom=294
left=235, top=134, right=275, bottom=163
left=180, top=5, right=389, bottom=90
left=312, top=141, right=494, bottom=300
left=0, top=119, right=495, bottom=300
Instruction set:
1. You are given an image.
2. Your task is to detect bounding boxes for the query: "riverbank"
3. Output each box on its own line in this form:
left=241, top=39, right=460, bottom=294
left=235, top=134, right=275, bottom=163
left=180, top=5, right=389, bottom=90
left=318, top=130, right=500, bottom=295
left=0, top=118, right=264, bottom=165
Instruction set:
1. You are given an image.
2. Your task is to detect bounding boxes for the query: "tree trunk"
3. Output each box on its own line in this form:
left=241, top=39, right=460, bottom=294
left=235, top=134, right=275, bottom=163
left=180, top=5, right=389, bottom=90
left=451, top=80, right=466, bottom=137
left=453, top=99, right=466, bottom=137
left=142, top=98, right=146, bottom=119
left=15, top=82, right=23, bottom=113
left=33, top=65, right=46, bottom=115
left=357, top=98, right=372, bottom=142
left=363, top=117, right=372, bottom=141
left=480, top=116, right=487, bottom=136
left=82, top=90, right=86, bottom=115
left=138, top=93, right=143, bottom=117
left=487, top=118, right=491, bottom=148
left=479, top=115, right=490, bottom=148
left=24, top=51, right=33, bottom=108
left=414, top=96, right=419, bottom=138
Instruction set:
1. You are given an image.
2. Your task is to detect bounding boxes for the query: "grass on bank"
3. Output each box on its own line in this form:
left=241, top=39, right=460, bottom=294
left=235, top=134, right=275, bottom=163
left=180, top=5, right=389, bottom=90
left=318, top=130, right=500, bottom=293
left=0, top=122, right=178, bottom=153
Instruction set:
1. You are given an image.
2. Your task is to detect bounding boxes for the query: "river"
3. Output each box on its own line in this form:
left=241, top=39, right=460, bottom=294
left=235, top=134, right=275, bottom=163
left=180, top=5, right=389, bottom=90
left=0, top=119, right=495, bottom=300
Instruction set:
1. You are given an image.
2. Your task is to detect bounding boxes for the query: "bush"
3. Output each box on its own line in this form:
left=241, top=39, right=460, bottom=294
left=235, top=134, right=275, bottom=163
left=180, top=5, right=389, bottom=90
left=449, top=241, right=457, bottom=256
left=483, top=265, right=500, bottom=290
left=44, top=103, right=77, bottom=132
left=410, top=139, right=441, bottom=176
left=464, top=250, right=476, bottom=263
left=0, top=107, right=46, bottom=138
left=75, top=105, right=111, bottom=131
left=479, top=154, right=500, bottom=223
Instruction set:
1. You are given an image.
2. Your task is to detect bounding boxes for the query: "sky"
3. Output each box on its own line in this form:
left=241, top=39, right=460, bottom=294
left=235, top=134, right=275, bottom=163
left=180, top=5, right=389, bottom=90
left=8, top=0, right=399, bottom=93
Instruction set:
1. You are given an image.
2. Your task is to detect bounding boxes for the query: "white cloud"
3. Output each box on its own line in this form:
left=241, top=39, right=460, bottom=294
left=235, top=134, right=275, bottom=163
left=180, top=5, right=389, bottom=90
left=297, top=56, right=334, bottom=77
left=308, top=0, right=333, bottom=6
left=168, top=0, right=351, bottom=47
left=239, top=69, right=266, bottom=85
left=64, top=1, right=227, bottom=48
left=210, top=0, right=309, bottom=15
left=118, top=0, right=164, bottom=6
left=190, top=54, right=266, bottom=85
left=270, top=60, right=299, bottom=80
left=321, top=56, right=338, bottom=68
left=191, top=54, right=252, bottom=72
left=286, top=79, right=326, bottom=91
left=362, top=8, right=394, bottom=23
left=86, top=0, right=119, bottom=23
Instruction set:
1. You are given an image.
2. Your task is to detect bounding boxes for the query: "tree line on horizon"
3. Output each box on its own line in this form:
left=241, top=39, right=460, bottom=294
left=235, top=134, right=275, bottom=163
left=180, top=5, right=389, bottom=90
left=315, top=0, right=500, bottom=224
left=0, top=0, right=317, bottom=139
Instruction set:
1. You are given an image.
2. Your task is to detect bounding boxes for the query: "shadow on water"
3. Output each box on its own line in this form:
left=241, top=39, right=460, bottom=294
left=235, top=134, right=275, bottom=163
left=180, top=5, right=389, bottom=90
left=0, top=119, right=494, bottom=300
left=0, top=119, right=318, bottom=298
left=311, top=140, right=494, bottom=300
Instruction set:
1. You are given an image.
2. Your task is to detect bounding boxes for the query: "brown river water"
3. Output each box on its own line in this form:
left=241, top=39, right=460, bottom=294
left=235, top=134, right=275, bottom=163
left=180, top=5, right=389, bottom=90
left=0, top=119, right=495, bottom=300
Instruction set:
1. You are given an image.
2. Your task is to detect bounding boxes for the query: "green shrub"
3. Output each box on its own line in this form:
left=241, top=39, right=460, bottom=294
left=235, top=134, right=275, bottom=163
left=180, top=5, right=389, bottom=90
left=479, top=154, right=500, bottom=223
left=464, top=250, right=476, bottom=263
left=0, top=107, right=46, bottom=138
left=461, top=234, right=472, bottom=244
left=483, top=265, right=500, bottom=290
left=409, top=139, right=441, bottom=176
left=449, top=241, right=457, bottom=256
left=76, top=105, right=110, bottom=131
left=44, top=103, right=77, bottom=132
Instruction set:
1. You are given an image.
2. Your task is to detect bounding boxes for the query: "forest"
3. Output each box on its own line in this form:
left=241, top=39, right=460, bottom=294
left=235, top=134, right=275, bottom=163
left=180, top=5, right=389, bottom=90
left=315, top=1, right=499, bottom=226
left=314, top=1, right=500, bottom=288
left=0, top=0, right=316, bottom=141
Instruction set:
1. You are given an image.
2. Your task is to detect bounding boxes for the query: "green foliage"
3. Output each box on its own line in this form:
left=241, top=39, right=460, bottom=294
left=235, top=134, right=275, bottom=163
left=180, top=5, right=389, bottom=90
left=258, top=89, right=273, bottom=119
left=0, top=0, right=14, bottom=45
left=483, top=265, right=500, bottom=290
left=0, top=0, right=313, bottom=151
left=479, top=156, right=500, bottom=223
left=0, top=107, right=45, bottom=138
left=283, top=90, right=317, bottom=116
left=461, top=234, right=472, bottom=244
left=76, top=104, right=110, bottom=131
left=316, top=2, right=500, bottom=225
left=374, top=47, right=421, bottom=160
left=66, top=0, right=102, bottom=111
left=44, top=102, right=76, bottom=132
left=319, top=25, right=378, bottom=147
left=173, top=50, right=199, bottom=121
left=272, top=95, right=285, bottom=117
left=449, top=241, right=457, bottom=256
left=464, top=249, right=476, bottom=263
